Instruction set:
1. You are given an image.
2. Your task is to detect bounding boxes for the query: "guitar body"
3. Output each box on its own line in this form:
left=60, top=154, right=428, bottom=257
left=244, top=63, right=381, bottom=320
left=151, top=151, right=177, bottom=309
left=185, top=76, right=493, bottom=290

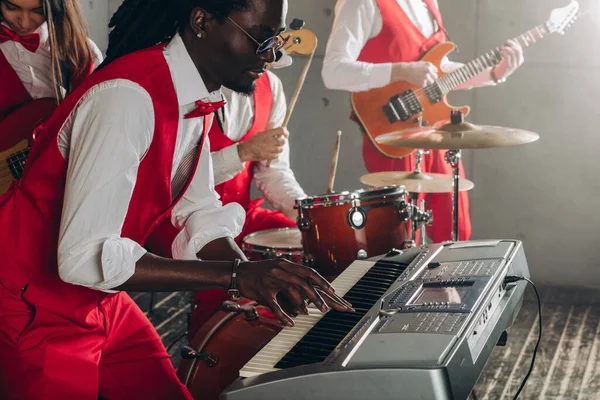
left=0, top=98, right=57, bottom=194
left=351, top=42, right=470, bottom=159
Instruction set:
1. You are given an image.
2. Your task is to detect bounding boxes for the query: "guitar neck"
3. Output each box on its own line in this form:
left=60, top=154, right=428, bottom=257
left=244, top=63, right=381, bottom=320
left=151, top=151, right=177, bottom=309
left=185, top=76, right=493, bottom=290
left=437, top=23, right=549, bottom=94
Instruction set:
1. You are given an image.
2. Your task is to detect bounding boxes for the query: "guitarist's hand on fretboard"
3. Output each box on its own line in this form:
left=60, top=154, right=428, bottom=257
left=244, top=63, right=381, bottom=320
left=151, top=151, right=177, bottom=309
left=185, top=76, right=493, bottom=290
left=391, top=61, right=438, bottom=87
left=492, top=39, right=525, bottom=83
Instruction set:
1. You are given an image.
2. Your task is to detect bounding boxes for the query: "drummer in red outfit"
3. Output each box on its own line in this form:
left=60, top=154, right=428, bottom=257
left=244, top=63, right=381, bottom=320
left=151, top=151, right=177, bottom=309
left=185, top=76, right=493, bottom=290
left=322, top=0, right=525, bottom=242
left=0, top=0, right=352, bottom=399
left=212, top=66, right=306, bottom=242
left=0, top=0, right=102, bottom=145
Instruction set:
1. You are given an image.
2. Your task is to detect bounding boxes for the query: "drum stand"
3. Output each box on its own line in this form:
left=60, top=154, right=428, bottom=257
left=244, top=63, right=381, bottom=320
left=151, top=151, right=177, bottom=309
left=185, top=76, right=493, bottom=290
left=444, top=149, right=461, bottom=242
left=402, top=150, right=433, bottom=249
left=403, top=192, right=433, bottom=249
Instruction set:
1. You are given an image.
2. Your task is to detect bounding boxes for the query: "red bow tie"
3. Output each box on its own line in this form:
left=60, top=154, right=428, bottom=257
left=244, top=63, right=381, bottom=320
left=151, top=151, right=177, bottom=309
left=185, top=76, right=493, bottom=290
left=0, top=25, right=40, bottom=53
left=184, top=99, right=226, bottom=119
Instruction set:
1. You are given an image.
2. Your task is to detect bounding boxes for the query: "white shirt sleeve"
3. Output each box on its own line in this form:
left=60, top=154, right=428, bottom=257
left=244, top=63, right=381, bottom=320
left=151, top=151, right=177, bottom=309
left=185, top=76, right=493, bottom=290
left=87, top=38, right=104, bottom=69
left=322, top=0, right=393, bottom=92
left=170, top=133, right=246, bottom=260
left=211, top=136, right=245, bottom=186
left=57, top=80, right=154, bottom=292
left=253, top=74, right=307, bottom=220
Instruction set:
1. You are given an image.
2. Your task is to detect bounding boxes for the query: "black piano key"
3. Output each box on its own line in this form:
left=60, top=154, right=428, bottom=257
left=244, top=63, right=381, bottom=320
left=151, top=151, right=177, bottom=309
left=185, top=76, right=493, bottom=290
left=275, top=262, right=408, bottom=369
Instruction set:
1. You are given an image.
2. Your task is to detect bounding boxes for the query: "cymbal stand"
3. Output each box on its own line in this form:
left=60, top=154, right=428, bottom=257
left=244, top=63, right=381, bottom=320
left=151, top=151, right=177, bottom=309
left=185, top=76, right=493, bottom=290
left=444, top=150, right=461, bottom=242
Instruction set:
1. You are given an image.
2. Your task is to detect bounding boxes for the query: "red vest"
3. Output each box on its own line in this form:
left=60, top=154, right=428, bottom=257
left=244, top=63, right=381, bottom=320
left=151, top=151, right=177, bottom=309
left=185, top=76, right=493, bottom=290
left=357, top=0, right=446, bottom=64
left=0, top=44, right=202, bottom=317
left=209, top=72, right=273, bottom=209
left=144, top=73, right=273, bottom=259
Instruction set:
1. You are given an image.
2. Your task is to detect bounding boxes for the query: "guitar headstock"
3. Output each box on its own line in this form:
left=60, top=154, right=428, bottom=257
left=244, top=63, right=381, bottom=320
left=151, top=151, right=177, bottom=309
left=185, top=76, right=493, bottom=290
left=546, top=1, right=579, bottom=34
left=281, top=29, right=318, bottom=56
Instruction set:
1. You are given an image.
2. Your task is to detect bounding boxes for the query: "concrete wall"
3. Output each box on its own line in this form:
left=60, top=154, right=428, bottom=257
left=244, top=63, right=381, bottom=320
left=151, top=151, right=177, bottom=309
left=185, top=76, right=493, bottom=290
left=85, top=0, right=600, bottom=288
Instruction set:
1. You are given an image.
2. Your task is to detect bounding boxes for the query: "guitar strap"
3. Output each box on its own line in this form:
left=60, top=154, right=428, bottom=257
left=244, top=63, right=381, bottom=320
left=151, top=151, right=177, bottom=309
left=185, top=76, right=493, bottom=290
left=421, top=0, right=450, bottom=42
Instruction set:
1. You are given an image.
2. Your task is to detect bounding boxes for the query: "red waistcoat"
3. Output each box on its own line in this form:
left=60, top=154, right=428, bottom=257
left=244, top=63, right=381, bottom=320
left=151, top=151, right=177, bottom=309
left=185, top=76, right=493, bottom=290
left=209, top=72, right=273, bottom=209
left=357, top=0, right=446, bottom=64
left=0, top=44, right=201, bottom=317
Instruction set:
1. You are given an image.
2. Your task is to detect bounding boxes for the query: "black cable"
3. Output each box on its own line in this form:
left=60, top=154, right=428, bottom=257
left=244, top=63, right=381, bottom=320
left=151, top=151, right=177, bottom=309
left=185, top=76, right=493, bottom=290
left=503, top=276, right=542, bottom=400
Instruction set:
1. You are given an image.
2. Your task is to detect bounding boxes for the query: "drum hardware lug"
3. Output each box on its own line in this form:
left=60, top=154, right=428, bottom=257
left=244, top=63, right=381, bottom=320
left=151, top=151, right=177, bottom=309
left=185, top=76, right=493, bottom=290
left=221, top=301, right=243, bottom=312
left=348, top=206, right=367, bottom=230
left=180, top=346, right=219, bottom=367
left=398, top=201, right=410, bottom=222
left=243, top=306, right=260, bottom=321
left=297, top=216, right=311, bottom=232
left=400, top=240, right=417, bottom=250
left=221, top=301, right=260, bottom=321
left=356, top=249, right=368, bottom=260
left=303, top=254, right=315, bottom=267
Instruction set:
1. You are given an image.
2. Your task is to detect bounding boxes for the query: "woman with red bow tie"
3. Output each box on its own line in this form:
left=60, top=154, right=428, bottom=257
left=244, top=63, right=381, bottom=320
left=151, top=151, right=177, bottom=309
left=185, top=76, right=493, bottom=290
left=0, top=0, right=102, bottom=150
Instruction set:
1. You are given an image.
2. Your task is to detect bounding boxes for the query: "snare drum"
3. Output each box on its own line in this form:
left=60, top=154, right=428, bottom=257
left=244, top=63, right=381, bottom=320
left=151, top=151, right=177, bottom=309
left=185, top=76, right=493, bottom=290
left=296, top=186, right=409, bottom=278
left=241, top=227, right=303, bottom=264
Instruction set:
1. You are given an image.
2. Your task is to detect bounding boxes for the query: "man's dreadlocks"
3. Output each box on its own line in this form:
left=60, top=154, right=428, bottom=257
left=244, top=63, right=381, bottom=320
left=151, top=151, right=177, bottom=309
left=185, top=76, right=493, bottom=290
left=104, top=0, right=253, bottom=66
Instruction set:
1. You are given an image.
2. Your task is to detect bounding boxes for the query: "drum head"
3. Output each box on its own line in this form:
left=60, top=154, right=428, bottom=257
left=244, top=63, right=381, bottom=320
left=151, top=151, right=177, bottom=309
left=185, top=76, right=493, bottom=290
left=243, top=227, right=302, bottom=250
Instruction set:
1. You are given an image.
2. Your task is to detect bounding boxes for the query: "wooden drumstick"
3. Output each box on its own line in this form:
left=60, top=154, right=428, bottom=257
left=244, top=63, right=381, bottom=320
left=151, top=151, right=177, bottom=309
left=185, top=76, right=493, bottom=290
left=327, top=131, right=342, bottom=194
left=266, top=50, right=316, bottom=168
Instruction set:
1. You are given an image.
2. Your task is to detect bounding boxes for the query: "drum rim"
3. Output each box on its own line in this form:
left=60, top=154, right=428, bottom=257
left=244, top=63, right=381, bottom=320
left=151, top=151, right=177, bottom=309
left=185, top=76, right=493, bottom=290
left=241, top=227, right=303, bottom=252
left=295, top=186, right=406, bottom=208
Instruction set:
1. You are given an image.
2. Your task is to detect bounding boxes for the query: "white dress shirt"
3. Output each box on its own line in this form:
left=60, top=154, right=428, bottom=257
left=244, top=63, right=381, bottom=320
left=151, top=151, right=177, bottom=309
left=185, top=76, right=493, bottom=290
left=0, top=22, right=104, bottom=98
left=322, top=0, right=490, bottom=92
left=211, top=70, right=306, bottom=221
left=56, top=34, right=245, bottom=292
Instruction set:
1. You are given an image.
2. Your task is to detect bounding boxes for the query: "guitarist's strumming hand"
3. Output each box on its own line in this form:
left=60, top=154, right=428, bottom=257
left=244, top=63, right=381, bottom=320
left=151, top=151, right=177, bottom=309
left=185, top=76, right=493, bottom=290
left=492, top=39, right=524, bottom=83
left=391, top=61, right=438, bottom=87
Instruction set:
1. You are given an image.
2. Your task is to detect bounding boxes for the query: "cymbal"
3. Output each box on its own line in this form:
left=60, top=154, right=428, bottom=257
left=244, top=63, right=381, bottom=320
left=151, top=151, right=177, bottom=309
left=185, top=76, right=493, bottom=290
left=361, top=171, right=474, bottom=193
left=375, top=121, right=539, bottom=150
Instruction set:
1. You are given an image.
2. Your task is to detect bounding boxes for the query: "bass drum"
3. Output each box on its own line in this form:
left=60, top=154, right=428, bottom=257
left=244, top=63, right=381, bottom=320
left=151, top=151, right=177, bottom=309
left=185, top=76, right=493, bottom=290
left=177, top=299, right=283, bottom=400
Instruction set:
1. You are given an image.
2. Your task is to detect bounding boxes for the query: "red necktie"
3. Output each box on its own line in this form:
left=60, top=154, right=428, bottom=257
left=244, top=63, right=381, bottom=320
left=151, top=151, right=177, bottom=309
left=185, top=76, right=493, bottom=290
left=0, top=25, right=40, bottom=53
left=184, top=99, right=226, bottom=119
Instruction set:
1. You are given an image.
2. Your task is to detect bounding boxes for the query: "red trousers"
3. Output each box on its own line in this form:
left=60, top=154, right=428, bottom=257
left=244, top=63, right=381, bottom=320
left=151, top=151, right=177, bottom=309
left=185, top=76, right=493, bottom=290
left=0, top=284, right=192, bottom=400
left=189, top=204, right=296, bottom=338
left=362, top=135, right=472, bottom=243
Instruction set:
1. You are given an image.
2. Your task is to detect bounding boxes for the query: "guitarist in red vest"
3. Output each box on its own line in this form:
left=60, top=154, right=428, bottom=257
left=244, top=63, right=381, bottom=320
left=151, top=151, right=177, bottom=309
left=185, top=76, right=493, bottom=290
left=0, top=1, right=351, bottom=399
left=322, top=0, right=525, bottom=242
left=0, top=0, right=102, bottom=147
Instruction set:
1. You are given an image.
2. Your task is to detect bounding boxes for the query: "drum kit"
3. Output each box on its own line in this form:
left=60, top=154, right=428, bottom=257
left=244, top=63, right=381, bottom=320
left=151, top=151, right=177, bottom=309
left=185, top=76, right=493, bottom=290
left=241, top=110, right=539, bottom=275
left=177, top=110, right=540, bottom=400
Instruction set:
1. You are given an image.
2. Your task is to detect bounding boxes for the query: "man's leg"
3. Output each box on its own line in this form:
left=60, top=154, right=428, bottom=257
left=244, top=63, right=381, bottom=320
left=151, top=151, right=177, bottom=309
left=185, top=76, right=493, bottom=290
left=98, top=292, right=192, bottom=400
left=0, top=284, right=104, bottom=400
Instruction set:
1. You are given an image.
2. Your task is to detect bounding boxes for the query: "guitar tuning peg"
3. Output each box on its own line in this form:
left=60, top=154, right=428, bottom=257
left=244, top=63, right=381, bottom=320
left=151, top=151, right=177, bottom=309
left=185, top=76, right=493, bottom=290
left=290, top=18, right=305, bottom=31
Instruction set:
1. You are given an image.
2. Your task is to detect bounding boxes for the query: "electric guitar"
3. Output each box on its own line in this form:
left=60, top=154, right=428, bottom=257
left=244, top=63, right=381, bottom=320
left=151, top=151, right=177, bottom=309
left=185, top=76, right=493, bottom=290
left=351, top=1, right=579, bottom=158
left=0, top=98, right=57, bottom=194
